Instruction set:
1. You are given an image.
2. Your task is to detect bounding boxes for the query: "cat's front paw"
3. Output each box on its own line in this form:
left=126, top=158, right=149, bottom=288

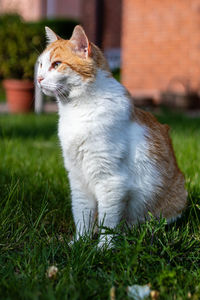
left=97, top=234, right=114, bottom=250
left=68, top=239, right=75, bottom=247
left=68, top=234, right=81, bottom=247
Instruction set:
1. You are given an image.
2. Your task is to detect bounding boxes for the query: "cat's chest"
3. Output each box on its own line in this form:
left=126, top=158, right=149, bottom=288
left=58, top=108, right=97, bottom=167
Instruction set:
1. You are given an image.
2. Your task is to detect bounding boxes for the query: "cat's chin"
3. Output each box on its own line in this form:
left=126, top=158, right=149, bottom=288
left=41, top=88, right=55, bottom=97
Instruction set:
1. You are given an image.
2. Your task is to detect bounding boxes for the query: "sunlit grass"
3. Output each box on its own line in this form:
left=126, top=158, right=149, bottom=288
left=0, top=111, right=200, bottom=299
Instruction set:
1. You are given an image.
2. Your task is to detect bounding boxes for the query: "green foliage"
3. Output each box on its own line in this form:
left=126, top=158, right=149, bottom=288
left=28, top=18, right=79, bottom=41
left=0, top=14, right=78, bottom=80
left=0, top=82, right=6, bottom=102
left=0, top=15, right=42, bottom=80
left=0, top=111, right=200, bottom=299
left=112, top=68, right=121, bottom=81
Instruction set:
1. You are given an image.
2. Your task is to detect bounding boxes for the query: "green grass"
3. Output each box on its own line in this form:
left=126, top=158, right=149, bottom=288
left=0, top=111, right=200, bottom=300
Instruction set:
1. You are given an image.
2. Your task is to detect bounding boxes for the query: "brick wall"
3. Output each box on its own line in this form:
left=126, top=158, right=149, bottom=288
left=55, top=0, right=81, bottom=19
left=101, top=0, right=122, bottom=49
left=0, top=0, right=81, bottom=20
left=81, top=0, right=97, bottom=43
left=81, top=0, right=122, bottom=50
left=121, top=0, right=200, bottom=102
left=0, top=0, right=44, bottom=20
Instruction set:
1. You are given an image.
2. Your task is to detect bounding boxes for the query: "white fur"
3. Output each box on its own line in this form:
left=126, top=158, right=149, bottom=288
left=37, top=52, right=163, bottom=247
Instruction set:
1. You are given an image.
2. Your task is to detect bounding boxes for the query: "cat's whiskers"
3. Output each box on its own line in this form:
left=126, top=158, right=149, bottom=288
left=40, top=81, right=67, bottom=101
left=41, top=82, right=57, bottom=90
left=56, top=87, right=67, bottom=101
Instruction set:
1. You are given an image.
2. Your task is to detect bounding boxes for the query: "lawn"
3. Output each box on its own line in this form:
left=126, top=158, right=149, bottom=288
left=0, top=111, right=200, bottom=300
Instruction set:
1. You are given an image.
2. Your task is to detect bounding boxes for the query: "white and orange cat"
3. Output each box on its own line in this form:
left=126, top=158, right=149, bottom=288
left=37, top=25, right=187, bottom=247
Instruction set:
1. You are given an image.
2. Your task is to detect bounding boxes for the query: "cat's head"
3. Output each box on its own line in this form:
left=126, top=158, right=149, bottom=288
left=37, top=25, right=110, bottom=99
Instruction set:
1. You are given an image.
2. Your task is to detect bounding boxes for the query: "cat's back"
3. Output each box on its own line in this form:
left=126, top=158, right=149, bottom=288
left=132, top=107, right=187, bottom=221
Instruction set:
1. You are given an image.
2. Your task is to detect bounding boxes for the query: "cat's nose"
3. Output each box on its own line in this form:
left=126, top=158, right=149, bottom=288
left=37, top=76, right=44, bottom=84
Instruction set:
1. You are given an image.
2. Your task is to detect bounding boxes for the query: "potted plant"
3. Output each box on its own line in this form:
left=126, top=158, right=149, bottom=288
left=0, top=15, right=44, bottom=113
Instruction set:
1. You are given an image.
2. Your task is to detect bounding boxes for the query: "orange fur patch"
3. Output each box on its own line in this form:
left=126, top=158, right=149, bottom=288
left=133, top=107, right=187, bottom=220
left=45, top=40, right=110, bottom=79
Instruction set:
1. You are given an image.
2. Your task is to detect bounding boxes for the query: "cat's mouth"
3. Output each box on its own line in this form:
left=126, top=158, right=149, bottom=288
left=44, top=89, right=55, bottom=97
left=40, top=86, right=55, bottom=97
left=40, top=82, right=69, bottom=99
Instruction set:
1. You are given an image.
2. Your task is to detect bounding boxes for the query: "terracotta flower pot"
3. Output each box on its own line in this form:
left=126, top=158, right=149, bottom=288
left=3, top=79, right=34, bottom=113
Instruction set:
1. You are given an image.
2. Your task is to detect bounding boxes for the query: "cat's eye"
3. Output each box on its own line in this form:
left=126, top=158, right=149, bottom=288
left=40, top=62, right=42, bottom=68
left=52, top=61, right=61, bottom=69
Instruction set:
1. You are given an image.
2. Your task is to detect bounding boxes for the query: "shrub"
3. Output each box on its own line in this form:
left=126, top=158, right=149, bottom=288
left=0, top=14, right=78, bottom=80
left=28, top=18, right=79, bottom=40
left=0, top=15, right=42, bottom=80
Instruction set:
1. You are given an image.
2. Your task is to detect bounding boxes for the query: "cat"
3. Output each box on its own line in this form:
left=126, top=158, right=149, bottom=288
left=37, top=25, right=187, bottom=248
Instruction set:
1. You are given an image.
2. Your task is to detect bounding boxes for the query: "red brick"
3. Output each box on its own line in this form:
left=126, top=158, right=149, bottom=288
left=121, top=0, right=200, bottom=101
left=81, top=0, right=122, bottom=50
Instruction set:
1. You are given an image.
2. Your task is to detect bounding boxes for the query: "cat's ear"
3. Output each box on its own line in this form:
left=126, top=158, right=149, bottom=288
left=70, top=25, right=91, bottom=59
left=45, top=26, right=61, bottom=44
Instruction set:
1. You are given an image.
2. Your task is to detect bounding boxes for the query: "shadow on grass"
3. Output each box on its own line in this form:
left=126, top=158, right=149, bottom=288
left=0, top=164, right=72, bottom=233
left=156, top=108, right=200, bottom=132
left=0, top=113, right=57, bottom=139
left=1, top=110, right=200, bottom=140
left=166, top=189, right=200, bottom=233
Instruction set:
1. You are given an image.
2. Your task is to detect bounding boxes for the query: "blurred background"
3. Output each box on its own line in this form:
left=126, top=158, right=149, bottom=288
left=1, top=3, right=200, bottom=298
left=1, top=0, right=200, bottom=112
